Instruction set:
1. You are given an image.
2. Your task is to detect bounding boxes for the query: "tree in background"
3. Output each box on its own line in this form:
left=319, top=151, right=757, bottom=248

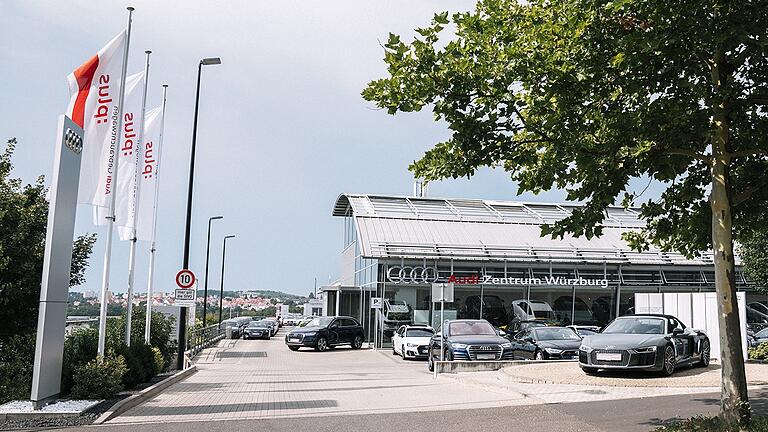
left=0, top=138, right=96, bottom=340
left=363, top=0, right=768, bottom=424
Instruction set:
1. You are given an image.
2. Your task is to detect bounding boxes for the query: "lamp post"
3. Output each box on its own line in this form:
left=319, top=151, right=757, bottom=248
left=218, top=235, right=235, bottom=326
left=178, top=56, right=221, bottom=371
left=202, top=215, right=223, bottom=327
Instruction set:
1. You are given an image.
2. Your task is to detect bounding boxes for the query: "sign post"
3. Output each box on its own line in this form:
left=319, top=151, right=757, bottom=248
left=371, top=297, right=383, bottom=349
left=31, top=116, right=83, bottom=409
left=431, top=283, right=454, bottom=370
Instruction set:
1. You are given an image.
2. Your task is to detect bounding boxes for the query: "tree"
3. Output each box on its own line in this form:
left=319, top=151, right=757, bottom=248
left=0, top=138, right=96, bottom=339
left=740, top=225, right=768, bottom=293
left=363, top=0, right=767, bottom=424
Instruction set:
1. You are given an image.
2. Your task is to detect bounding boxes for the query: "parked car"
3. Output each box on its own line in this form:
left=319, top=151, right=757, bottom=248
left=284, top=316, right=364, bottom=351
left=509, top=326, right=582, bottom=360
left=381, top=299, right=412, bottom=336
left=243, top=321, right=272, bottom=340
left=427, top=319, right=513, bottom=371
left=567, top=325, right=602, bottom=338
left=754, top=327, right=768, bottom=346
left=392, top=325, right=434, bottom=359
left=260, top=319, right=279, bottom=336
left=510, top=299, right=558, bottom=322
left=459, top=295, right=508, bottom=327
left=578, top=314, right=710, bottom=376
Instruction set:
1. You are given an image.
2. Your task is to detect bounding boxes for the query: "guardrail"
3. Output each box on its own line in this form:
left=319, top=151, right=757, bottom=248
left=186, top=323, right=224, bottom=357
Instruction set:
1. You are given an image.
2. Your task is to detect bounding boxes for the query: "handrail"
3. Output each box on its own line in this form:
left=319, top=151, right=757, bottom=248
left=185, top=323, right=224, bottom=358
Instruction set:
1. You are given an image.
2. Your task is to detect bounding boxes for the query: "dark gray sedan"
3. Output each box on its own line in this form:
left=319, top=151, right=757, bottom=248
left=578, top=314, right=710, bottom=376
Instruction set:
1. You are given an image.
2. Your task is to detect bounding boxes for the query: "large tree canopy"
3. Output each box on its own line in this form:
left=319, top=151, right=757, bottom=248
left=363, top=0, right=768, bottom=423
left=0, top=138, right=96, bottom=339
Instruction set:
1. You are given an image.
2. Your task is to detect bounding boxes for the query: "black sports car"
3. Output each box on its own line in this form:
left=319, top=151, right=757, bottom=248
left=427, top=319, right=513, bottom=371
left=578, top=314, right=710, bottom=376
left=509, top=326, right=582, bottom=360
left=284, top=316, right=364, bottom=351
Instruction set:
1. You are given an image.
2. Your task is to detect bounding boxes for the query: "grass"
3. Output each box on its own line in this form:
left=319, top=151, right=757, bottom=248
left=655, top=416, right=768, bottom=431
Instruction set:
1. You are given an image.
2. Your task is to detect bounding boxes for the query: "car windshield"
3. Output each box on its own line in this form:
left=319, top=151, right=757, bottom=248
left=602, top=317, right=666, bottom=334
left=406, top=329, right=434, bottom=337
left=534, top=328, right=581, bottom=340
left=482, top=297, right=503, bottom=307
left=576, top=329, right=597, bottom=336
left=250, top=322, right=269, bottom=328
left=306, top=317, right=334, bottom=327
left=449, top=321, right=496, bottom=336
left=756, top=328, right=768, bottom=338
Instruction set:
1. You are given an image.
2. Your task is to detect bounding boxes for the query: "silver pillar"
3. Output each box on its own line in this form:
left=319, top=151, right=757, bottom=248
left=30, top=116, right=83, bottom=409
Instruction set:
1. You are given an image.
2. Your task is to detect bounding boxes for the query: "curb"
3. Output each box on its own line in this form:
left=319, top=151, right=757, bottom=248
left=93, top=365, right=197, bottom=424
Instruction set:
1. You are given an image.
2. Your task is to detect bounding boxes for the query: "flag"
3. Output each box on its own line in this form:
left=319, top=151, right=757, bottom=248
left=66, top=31, right=127, bottom=209
left=136, top=106, right=163, bottom=242
left=92, top=71, right=144, bottom=237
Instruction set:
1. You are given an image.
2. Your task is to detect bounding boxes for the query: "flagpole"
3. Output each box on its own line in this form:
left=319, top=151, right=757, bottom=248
left=125, top=49, right=151, bottom=346
left=97, top=6, right=134, bottom=358
left=145, top=84, right=167, bottom=344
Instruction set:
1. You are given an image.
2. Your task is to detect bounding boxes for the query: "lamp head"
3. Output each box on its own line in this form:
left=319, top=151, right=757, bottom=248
left=211, top=215, right=224, bottom=221
left=201, top=57, right=221, bottom=66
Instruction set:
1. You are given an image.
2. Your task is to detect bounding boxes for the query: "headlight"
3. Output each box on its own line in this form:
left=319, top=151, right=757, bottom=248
left=302, top=332, right=317, bottom=337
left=635, top=346, right=657, bottom=353
left=406, top=343, right=418, bottom=347
left=452, top=343, right=468, bottom=349
left=544, top=348, right=563, bottom=355
left=501, top=342, right=513, bottom=349
left=579, top=344, right=592, bottom=351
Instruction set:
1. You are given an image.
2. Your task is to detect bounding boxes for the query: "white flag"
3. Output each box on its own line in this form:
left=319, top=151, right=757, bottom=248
left=136, top=106, right=163, bottom=242
left=66, top=31, right=127, bottom=209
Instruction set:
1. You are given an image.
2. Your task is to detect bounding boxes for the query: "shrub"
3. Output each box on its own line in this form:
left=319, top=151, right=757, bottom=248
left=115, top=341, right=156, bottom=388
left=71, top=355, right=127, bottom=399
left=655, top=415, right=768, bottom=431
left=151, top=347, right=164, bottom=376
left=749, top=342, right=768, bottom=361
left=61, top=328, right=98, bottom=394
left=0, top=334, right=36, bottom=404
left=107, top=308, right=177, bottom=372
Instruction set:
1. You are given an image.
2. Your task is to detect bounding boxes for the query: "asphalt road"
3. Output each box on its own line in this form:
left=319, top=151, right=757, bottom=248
left=54, top=387, right=767, bottom=432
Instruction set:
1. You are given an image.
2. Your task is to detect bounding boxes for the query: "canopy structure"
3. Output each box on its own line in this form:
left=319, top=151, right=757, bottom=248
left=332, top=193, right=719, bottom=266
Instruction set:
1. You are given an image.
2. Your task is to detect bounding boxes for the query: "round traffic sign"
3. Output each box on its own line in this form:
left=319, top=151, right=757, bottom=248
left=175, top=269, right=196, bottom=289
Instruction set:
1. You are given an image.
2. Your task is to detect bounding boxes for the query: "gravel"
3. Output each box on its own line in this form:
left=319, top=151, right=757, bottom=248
left=501, top=360, right=768, bottom=387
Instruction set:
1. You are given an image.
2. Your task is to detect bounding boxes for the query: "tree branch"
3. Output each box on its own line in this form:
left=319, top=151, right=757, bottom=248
left=733, top=176, right=768, bottom=206
left=730, top=148, right=768, bottom=159
left=663, top=148, right=711, bottom=163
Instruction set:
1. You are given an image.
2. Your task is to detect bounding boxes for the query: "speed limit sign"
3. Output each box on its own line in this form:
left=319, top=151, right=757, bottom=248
left=175, top=269, right=196, bottom=289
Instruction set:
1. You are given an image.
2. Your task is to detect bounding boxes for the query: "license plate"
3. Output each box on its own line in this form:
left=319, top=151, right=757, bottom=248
left=476, top=354, right=496, bottom=360
left=596, top=352, right=622, bottom=361
left=289, top=337, right=300, bottom=342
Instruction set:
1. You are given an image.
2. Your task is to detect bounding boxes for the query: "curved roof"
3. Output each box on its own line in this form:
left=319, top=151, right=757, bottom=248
left=332, top=193, right=716, bottom=266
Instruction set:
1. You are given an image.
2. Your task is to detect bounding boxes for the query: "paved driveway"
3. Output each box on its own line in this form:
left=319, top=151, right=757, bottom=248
left=110, top=327, right=530, bottom=424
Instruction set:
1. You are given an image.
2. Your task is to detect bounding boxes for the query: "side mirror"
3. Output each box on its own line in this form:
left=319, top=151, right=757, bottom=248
left=524, top=337, right=534, bottom=343
left=498, top=330, right=507, bottom=337
left=672, top=328, right=684, bottom=335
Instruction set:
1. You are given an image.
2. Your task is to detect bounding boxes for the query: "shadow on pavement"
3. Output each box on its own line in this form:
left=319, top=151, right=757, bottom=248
left=128, top=400, right=338, bottom=416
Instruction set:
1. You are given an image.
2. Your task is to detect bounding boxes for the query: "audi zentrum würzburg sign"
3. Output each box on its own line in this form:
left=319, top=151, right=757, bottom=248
left=387, top=266, right=609, bottom=287
left=386, top=266, right=439, bottom=284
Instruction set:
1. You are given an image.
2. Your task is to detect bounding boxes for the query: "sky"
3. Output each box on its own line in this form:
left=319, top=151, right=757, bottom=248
left=1, top=1, right=653, bottom=297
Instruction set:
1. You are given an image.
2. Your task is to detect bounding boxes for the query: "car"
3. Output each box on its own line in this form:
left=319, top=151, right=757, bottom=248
left=503, top=318, right=555, bottom=334
left=381, top=299, right=413, bottom=335
left=242, top=321, right=272, bottom=340
left=754, top=327, right=768, bottom=346
left=508, top=326, right=582, bottom=360
left=392, top=325, right=434, bottom=359
left=460, top=295, right=508, bottom=327
left=510, top=299, right=558, bottom=322
left=259, top=319, right=279, bottom=336
left=284, top=316, right=364, bottom=351
left=427, top=319, right=514, bottom=371
left=567, top=325, right=602, bottom=338
left=578, top=314, right=710, bottom=376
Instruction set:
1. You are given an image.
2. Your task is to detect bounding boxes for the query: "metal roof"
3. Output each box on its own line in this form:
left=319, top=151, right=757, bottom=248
left=332, top=194, right=717, bottom=266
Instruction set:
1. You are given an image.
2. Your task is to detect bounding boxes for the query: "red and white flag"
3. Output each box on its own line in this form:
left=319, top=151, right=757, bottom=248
left=136, top=105, right=163, bottom=242
left=66, top=31, right=127, bottom=209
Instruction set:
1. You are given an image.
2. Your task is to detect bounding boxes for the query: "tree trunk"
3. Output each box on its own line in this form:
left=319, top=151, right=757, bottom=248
left=711, top=104, right=750, bottom=425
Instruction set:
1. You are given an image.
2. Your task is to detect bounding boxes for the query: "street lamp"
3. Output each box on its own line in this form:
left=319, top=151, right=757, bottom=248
left=202, top=216, right=223, bottom=327
left=178, top=57, right=221, bottom=371
left=218, top=235, right=235, bottom=326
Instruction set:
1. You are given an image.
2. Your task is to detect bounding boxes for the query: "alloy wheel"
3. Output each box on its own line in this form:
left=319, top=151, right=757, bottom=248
left=701, top=340, right=711, bottom=366
left=353, top=336, right=363, bottom=349
left=316, top=337, right=327, bottom=352
left=664, top=345, right=675, bottom=375
left=535, top=350, right=544, bottom=361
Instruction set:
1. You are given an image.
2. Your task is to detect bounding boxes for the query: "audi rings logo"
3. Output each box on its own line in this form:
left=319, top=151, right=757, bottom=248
left=386, top=266, right=438, bottom=284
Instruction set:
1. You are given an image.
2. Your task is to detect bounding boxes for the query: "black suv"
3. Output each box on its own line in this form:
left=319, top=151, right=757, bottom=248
left=428, top=319, right=513, bottom=371
left=459, top=295, right=508, bottom=327
left=285, top=316, right=365, bottom=351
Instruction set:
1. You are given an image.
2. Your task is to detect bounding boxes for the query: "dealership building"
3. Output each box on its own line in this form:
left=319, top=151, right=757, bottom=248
left=323, top=193, right=761, bottom=347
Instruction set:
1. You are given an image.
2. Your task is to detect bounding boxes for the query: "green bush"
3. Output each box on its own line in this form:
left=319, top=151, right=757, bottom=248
left=61, top=328, right=98, bottom=394
left=0, top=334, right=36, bottom=404
left=749, top=342, right=768, bottom=361
left=115, top=341, right=156, bottom=388
left=107, top=308, right=177, bottom=371
left=71, top=355, right=127, bottom=399
left=151, top=347, right=164, bottom=376
left=655, top=416, right=768, bottom=431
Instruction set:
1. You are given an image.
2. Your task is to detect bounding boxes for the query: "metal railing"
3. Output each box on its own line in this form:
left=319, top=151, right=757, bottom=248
left=186, top=323, right=224, bottom=358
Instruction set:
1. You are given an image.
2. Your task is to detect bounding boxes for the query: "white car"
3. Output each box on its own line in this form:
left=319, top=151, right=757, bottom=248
left=510, top=299, right=557, bottom=322
left=391, top=325, right=434, bottom=359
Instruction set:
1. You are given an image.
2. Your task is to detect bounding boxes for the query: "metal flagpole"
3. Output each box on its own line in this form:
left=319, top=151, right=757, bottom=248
left=98, top=6, right=134, bottom=358
left=125, top=50, right=151, bottom=346
left=145, top=84, right=167, bottom=344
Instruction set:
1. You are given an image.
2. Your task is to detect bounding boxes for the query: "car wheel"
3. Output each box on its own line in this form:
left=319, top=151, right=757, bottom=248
left=315, top=337, right=328, bottom=352
left=352, top=335, right=363, bottom=349
left=534, top=350, right=544, bottom=361
left=444, top=349, right=453, bottom=362
left=428, top=353, right=434, bottom=371
left=265, top=336, right=270, bottom=340
left=288, top=346, right=299, bottom=351
left=392, top=345, right=397, bottom=355
left=580, top=366, right=599, bottom=375
left=661, top=344, right=676, bottom=376
left=401, top=345, right=407, bottom=360
left=698, top=339, right=711, bottom=367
